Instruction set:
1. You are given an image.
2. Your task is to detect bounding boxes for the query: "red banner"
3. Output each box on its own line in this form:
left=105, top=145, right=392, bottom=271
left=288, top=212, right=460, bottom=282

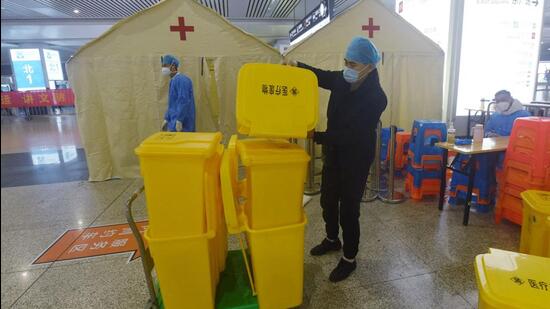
left=1, top=89, right=75, bottom=108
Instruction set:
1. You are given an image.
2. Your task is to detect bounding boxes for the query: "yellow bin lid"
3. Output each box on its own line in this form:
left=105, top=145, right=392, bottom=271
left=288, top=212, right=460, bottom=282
left=521, top=190, right=550, bottom=215
left=237, top=139, right=310, bottom=166
left=475, top=249, right=550, bottom=309
left=236, top=63, right=318, bottom=138
left=135, top=132, right=222, bottom=157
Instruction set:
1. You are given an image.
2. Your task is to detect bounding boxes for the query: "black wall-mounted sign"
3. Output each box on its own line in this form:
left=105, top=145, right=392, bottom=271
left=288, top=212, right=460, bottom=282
left=289, top=0, right=332, bottom=43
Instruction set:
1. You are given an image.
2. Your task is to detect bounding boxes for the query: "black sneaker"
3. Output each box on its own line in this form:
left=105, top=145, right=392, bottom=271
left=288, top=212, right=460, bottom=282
left=310, top=238, right=342, bottom=256
left=329, top=258, right=357, bottom=282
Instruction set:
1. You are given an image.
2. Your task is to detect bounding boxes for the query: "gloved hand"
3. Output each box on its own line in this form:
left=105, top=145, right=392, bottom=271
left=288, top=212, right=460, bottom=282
left=281, top=58, right=297, bottom=67
left=161, top=120, right=168, bottom=131
left=176, top=120, right=183, bottom=132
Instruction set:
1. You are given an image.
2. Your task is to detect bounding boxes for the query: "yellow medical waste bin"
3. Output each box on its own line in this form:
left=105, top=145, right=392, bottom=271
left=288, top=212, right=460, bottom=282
left=135, top=132, right=222, bottom=238
left=237, top=138, right=310, bottom=229
left=205, top=145, right=228, bottom=272
left=144, top=228, right=219, bottom=309
left=245, top=214, right=306, bottom=309
left=236, top=63, right=318, bottom=138
left=221, top=142, right=307, bottom=309
left=520, top=190, right=550, bottom=257
left=140, top=134, right=226, bottom=309
left=474, top=248, right=550, bottom=309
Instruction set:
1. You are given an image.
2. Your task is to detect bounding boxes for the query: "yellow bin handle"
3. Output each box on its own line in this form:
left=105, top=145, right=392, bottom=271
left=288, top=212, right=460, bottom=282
left=220, top=135, right=256, bottom=295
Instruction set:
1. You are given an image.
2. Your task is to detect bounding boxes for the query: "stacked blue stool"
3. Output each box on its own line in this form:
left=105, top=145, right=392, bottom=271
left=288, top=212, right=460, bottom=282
left=405, top=120, right=447, bottom=200
left=448, top=153, right=497, bottom=213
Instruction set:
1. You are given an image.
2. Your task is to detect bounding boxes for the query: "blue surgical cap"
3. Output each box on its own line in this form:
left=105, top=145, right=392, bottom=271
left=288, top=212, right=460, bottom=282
left=345, top=37, right=380, bottom=65
left=161, top=54, right=180, bottom=68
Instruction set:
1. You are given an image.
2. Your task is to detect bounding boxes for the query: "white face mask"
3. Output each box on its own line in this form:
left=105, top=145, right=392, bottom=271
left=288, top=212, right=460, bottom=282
left=342, top=65, right=371, bottom=84
left=494, top=101, right=512, bottom=114
left=161, top=67, right=171, bottom=76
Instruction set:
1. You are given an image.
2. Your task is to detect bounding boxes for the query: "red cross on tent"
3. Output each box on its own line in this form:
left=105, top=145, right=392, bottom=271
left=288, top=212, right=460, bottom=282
left=362, top=18, right=380, bottom=38
left=170, top=17, right=195, bottom=41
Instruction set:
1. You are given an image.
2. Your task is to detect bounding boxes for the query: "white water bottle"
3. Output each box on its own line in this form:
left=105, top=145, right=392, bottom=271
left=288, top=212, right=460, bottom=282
left=447, top=123, right=456, bottom=144
left=472, top=124, right=484, bottom=143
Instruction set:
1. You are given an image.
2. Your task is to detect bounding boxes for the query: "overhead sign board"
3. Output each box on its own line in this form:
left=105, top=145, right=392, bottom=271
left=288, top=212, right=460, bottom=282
left=10, top=49, right=47, bottom=91
left=289, top=0, right=331, bottom=45
left=43, top=49, right=64, bottom=81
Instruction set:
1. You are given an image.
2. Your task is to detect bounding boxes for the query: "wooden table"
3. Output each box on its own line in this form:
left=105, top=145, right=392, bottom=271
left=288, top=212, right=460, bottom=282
left=436, top=136, right=510, bottom=225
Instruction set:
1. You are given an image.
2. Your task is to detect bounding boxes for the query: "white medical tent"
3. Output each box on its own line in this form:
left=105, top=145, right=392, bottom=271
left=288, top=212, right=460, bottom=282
left=285, top=0, right=445, bottom=131
left=68, top=0, right=281, bottom=181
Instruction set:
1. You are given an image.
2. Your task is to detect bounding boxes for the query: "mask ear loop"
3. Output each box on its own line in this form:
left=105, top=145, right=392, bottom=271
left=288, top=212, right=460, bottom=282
left=504, top=100, right=513, bottom=112
left=357, top=64, right=373, bottom=80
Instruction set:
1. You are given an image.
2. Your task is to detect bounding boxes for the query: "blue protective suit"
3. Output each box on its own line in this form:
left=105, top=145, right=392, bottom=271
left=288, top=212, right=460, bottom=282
left=484, top=109, right=531, bottom=137
left=164, top=73, right=195, bottom=132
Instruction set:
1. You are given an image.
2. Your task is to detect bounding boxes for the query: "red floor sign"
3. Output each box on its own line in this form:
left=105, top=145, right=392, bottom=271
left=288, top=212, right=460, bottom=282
left=34, top=221, right=148, bottom=264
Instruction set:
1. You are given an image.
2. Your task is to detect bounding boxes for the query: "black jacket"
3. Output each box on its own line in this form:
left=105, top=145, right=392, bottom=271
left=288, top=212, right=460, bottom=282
left=299, top=62, right=387, bottom=171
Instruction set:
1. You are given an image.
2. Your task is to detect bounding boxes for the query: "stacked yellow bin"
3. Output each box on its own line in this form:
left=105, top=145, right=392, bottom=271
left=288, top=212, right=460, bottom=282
left=135, top=132, right=227, bottom=309
left=220, top=63, right=318, bottom=308
left=475, top=248, right=550, bottom=309
left=520, top=190, right=550, bottom=257
left=238, top=138, right=309, bottom=229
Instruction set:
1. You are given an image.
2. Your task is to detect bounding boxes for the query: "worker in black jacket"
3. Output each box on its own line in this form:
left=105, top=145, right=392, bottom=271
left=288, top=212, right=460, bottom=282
left=286, top=37, right=387, bottom=282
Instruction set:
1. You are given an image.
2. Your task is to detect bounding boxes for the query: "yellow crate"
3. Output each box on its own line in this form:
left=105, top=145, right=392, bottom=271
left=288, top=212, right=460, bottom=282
left=135, top=132, right=222, bottom=238
left=144, top=229, right=219, bottom=309
left=475, top=249, right=550, bottom=309
left=520, top=190, right=550, bottom=257
left=237, top=138, right=309, bottom=229
left=236, top=63, right=318, bottom=138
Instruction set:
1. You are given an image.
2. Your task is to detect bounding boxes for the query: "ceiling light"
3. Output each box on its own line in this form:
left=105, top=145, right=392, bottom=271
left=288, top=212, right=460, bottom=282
left=73, top=9, right=80, bottom=14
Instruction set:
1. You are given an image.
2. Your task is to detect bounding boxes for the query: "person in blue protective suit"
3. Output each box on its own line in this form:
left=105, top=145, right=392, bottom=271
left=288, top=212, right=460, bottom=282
left=485, top=90, right=530, bottom=137
left=450, top=90, right=531, bottom=206
left=486, top=90, right=531, bottom=170
left=284, top=37, right=387, bottom=282
left=160, top=54, right=195, bottom=132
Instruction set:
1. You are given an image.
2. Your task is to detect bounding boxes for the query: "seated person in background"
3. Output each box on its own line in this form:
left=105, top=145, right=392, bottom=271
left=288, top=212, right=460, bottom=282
left=450, top=91, right=530, bottom=205
left=485, top=90, right=531, bottom=137
left=486, top=90, right=531, bottom=173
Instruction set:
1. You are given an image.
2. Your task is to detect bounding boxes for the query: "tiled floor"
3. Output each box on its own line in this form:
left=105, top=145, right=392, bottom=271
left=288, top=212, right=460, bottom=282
left=1, top=115, right=88, bottom=188
left=1, top=115, right=523, bottom=308
left=1, top=177, right=522, bottom=308
left=1, top=115, right=82, bottom=155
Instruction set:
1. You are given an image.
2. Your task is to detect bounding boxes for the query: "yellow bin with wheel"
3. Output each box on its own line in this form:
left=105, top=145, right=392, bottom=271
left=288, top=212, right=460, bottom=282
left=475, top=248, right=550, bottom=309
left=135, top=132, right=222, bottom=238
left=245, top=215, right=306, bottom=309
left=138, top=133, right=227, bottom=309
left=144, top=228, right=219, bottom=309
left=220, top=138, right=307, bottom=309
left=520, top=190, right=550, bottom=257
left=238, top=138, right=309, bottom=229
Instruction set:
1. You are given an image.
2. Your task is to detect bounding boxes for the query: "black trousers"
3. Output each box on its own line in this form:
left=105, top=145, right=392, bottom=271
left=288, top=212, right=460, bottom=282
left=320, top=149, right=373, bottom=259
